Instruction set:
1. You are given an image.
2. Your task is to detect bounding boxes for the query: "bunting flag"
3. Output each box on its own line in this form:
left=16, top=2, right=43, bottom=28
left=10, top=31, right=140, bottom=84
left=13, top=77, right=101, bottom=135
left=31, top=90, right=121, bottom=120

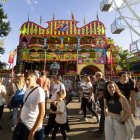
left=106, top=51, right=110, bottom=63
left=71, top=12, right=75, bottom=21
left=84, top=17, right=86, bottom=25
left=106, top=51, right=112, bottom=64
left=96, top=12, right=99, bottom=21
left=40, top=16, right=42, bottom=25
left=53, top=13, right=55, bottom=21
left=8, top=49, right=17, bottom=64
left=28, top=12, right=30, bottom=22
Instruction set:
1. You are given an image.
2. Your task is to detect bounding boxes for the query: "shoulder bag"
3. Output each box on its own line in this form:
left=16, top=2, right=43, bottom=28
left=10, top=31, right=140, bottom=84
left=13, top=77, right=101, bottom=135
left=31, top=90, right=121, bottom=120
left=120, top=96, right=136, bottom=139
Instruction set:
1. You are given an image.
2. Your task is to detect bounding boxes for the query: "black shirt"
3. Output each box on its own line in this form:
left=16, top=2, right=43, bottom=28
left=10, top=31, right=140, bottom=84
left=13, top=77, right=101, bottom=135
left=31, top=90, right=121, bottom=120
left=128, top=78, right=135, bottom=88
left=106, top=98, right=122, bottom=115
left=116, top=81, right=134, bottom=100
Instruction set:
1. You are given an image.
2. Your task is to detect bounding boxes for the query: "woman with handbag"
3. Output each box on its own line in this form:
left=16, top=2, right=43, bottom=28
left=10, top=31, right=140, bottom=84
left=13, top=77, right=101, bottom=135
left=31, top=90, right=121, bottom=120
left=104, top=81, right=132, bottom=140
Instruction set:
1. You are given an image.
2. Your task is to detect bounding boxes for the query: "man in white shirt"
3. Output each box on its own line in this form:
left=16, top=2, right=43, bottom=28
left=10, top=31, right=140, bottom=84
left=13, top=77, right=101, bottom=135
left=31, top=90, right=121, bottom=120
left=13, top=72, right=45, bottom=140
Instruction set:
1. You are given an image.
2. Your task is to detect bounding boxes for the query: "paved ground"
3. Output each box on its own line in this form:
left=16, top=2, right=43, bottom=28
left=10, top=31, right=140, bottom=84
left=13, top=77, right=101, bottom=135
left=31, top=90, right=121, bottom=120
left=0, top=98, right=140, bottom=140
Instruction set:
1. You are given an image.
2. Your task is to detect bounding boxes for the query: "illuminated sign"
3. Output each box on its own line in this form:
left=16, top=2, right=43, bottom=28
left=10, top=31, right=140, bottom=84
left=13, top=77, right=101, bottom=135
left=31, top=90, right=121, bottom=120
left=20, top=20, right=105, bottom=36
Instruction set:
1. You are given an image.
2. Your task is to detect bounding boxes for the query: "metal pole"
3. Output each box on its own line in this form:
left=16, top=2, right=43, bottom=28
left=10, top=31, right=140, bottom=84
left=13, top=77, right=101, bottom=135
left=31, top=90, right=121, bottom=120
left=110, top=50, right=112, bottom=81
left=44, top=50, right=46, bottom=72
left=44, top=37, right=47, bottom=72
left=77, top=36, right=80, bottom=74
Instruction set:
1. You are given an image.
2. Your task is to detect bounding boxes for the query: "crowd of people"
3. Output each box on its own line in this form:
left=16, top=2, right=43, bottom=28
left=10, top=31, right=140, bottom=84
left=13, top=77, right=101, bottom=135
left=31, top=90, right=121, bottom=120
left=0, top=70, right=140, bottom=140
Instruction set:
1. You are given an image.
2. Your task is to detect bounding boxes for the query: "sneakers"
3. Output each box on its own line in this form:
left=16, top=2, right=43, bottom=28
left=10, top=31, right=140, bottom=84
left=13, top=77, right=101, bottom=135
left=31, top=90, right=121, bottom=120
left=44, top=115, right=48, bottom=119
left=11, top=126, right=15, bottom=132
left=79, top=110, right=83, bottom=115
left=91, top=115, right=96, bottom=119
left=84, top=117, right=88, bottom=121
left=91, top=115, right=100, bottom=123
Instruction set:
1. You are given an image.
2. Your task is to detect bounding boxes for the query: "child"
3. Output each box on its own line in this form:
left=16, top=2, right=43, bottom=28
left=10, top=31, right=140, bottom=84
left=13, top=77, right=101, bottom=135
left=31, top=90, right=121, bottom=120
left=135, top=79, right=140, bottom=120
left=50, top=90, right=68, bottom=140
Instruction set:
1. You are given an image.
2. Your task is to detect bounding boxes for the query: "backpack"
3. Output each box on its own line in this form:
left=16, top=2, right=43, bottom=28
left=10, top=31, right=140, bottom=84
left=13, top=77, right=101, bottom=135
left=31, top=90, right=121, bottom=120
left=15, top=89, right=24, bottom=102
left=8, top=84, right=25, bottom=109
left=14, top=83, right=25, bottom=102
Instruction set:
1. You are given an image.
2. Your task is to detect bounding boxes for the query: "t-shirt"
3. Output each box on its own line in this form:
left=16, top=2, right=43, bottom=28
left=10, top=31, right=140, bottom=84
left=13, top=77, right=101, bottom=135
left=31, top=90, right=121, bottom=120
left=37, top=77, right=50, bottom=92
left=96, top=79, right=106, bottom=92
left=0, top=85, right=6, bottom=106
left=51, top=83, right=66, bottom=102
left=20, top=87, right=45, bottom=130
left=134, top=92, right=140, bottom=116
left=116, top=81, right=134, bottom=100
left=80, top=82, right=93, bottom=99
left=55, top=100, right=67, bottom=124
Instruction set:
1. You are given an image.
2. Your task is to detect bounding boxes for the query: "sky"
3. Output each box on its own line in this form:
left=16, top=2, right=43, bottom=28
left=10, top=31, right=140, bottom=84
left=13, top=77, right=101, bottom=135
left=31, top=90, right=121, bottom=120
left=0, top=0, right=140, bottom=64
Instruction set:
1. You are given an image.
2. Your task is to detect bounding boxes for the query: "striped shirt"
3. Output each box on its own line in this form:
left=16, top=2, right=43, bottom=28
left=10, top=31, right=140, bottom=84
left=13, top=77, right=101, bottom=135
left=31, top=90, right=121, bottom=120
left=80, top=82, right=93, bottom=99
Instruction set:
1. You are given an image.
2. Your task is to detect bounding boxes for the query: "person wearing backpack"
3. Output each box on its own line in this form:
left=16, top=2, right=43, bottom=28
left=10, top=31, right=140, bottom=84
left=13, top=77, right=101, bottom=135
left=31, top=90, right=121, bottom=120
left=10, top=73, right=26, bottom=132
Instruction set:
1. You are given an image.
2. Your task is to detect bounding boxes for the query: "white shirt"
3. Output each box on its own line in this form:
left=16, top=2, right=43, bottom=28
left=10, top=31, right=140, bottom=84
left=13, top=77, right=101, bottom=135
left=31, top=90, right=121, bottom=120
left=55, top=100, right=67, bottom=124
left=51, top=83, right=66, bottom=102
left=20, top=87, right=45, bottom=130
left=0, top=85, right=6, bottom=106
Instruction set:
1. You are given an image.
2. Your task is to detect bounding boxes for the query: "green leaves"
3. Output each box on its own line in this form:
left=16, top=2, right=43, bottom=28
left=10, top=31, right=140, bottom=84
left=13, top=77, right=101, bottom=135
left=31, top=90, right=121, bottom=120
left=118, top=47, right=132, bottom=71
left=0, top=4, right=11, bottom=37
left=2, top=0, right=8, bottom=3
left=0, top=4, right=11, bottom=69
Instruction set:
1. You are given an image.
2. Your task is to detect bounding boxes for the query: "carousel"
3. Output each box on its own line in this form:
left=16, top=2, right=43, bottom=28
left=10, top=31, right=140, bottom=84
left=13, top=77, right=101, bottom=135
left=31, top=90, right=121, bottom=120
left=16, top=16, right=120, bottom=79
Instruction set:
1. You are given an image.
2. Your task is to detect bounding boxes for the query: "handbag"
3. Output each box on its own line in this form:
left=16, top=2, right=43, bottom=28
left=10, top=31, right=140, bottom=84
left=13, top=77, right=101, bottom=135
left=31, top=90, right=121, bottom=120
left=120, top=97, right=136, bottom=139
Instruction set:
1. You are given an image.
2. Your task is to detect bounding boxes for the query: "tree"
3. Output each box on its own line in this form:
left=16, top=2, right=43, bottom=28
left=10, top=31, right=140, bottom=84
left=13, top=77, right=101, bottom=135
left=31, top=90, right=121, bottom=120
left=0, top=4, right=11, bottom=69
left=118, top=47, right=132, bottom=71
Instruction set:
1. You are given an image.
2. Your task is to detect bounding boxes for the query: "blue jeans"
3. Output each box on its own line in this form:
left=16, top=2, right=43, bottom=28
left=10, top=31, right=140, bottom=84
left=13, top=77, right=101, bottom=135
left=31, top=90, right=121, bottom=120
left=13, top=108, right=19, bottom=127
left=13, top=121, right=44, bottom=140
